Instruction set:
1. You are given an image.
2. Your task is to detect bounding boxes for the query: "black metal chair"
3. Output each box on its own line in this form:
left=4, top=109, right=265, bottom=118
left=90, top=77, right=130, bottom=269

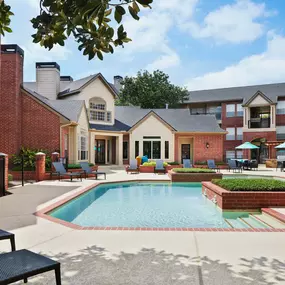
left=0, top=229, right=15, bottom=252
left=249, top=160, right=258, bottom=171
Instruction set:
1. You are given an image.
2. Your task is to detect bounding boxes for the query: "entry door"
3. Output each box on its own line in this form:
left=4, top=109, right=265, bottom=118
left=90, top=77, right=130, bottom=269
left=181, top=144, right=191, bottom=164
left=95, top=140, right=106, bottom=164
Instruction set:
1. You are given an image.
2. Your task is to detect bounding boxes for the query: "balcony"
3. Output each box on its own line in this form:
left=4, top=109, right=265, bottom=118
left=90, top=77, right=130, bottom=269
left=248, top=118, right=270, bottom=129
left=190, top=111, right=221, bottom=120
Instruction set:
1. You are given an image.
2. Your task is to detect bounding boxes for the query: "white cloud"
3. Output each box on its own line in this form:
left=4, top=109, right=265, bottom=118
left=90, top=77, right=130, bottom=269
left=182, top=0, right=274, bottom=44
left=186, top=32, right=285, bottom=90
left=146, top=47, right=180, bottom=71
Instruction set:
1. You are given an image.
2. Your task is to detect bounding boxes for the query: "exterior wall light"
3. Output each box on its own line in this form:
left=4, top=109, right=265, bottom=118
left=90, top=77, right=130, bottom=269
left=206, top=142, right=210, bottom=149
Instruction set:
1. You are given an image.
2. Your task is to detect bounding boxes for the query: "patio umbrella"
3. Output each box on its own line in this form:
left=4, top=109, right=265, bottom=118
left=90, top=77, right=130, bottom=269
left=235, top=142, right=259, bottom=149
left=275, top=142, right=285, bottom=149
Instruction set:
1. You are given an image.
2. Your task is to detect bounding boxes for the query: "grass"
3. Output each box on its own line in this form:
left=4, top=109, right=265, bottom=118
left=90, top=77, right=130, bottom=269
left=212, top=178, right=285, bottom=192
left=172, top=168, right=215, bottom=173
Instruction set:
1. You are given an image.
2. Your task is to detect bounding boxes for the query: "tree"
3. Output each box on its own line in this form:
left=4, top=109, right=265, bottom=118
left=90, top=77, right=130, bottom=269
left=116, top=70, right=188, bottom=109
left=0, top=0, right=152, bottom=60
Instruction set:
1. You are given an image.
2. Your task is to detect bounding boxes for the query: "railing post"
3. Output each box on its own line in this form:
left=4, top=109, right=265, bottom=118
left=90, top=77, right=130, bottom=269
left=0, top=153, right=8, bottom=196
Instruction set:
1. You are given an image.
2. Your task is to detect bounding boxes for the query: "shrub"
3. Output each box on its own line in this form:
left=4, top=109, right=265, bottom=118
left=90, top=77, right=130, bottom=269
left=67, top=163, right=95, bottom=169
left=142, top=161, right=168, bottom=167
left=172, top=168, right=215, bottom=173
left=212, top=178, right=285, bottom=192
left=167, top=161, right=181, bottom=165
left=11, top=147, right=52, bottom=170
left=8, top=174, right=13, bottom=182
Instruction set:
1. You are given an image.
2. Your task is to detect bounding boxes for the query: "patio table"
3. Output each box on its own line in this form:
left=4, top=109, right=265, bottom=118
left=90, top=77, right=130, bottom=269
left=0, top=249, right=61, bottom=285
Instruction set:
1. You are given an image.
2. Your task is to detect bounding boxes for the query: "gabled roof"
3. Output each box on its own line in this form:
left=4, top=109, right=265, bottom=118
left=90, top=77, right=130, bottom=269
left=243, top=90, right=275, bottom=106
left=185, top=82, right=285, bottom=104
left=57, top=73, right=118, bottom=98
left=90, top=106, right=226, bottom=133
left=22, top=85, right=85, bottom=122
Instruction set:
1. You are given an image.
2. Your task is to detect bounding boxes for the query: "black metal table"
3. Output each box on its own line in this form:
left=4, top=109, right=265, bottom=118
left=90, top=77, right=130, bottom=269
left=0, top=230, right=15, bottom=252
left=0, top=249, right=61, bottom=285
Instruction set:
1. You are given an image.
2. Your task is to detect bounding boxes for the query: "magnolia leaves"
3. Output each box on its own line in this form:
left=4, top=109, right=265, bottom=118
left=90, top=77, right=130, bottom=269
left=1, top=0, right=152, bottom=61
left=0, top=1, right=14, bottom=36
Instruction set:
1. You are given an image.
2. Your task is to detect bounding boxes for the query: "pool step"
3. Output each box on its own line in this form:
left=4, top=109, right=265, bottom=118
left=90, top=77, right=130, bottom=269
left=251, top=213, right=285, bottom=229
left=240, top=216, right=268, bottom=229
left=224, top=218, right=250, bottom=229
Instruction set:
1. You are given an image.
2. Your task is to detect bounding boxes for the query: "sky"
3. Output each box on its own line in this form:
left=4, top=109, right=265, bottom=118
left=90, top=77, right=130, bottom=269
left=3, top=0, right=285, bottom=90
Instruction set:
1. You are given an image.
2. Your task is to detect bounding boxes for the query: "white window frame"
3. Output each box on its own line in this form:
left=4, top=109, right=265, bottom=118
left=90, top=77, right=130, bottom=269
left=226, top=104, right=235, bottom=117
left=237, top=104, right=243, bottom=117
left=277, top=101, right=285, bottom=114
left=236, top=127, right=243, bottom=140
left=78, top=130, right=88, bottom=160
left=226, top=151, right=235, bottom=161
left=89, top=98, right=112, bottom=122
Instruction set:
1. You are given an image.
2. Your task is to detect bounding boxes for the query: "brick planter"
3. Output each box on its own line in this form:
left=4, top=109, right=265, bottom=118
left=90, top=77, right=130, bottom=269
left=166, top=165, right=182, bottom=172
left=139, top=166, right=155, bottom=173
left=202, top=181, right=285, bottom=210
left=169, top=170, right=223, bottom=182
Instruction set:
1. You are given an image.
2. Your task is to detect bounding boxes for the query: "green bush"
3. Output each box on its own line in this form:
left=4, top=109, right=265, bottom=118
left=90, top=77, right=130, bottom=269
left=143, top=161, right=168, bottom=167
left=212, top=179, right=285, bottom=192
left=11, top=147, right=52, bottom=170
left=67, top=163, right=95, bottom=169
left=172, top=168, right=215, bottom=173
left=168, top=161, right=181, bottom=165
left=8, top=174, right=13, bottom=182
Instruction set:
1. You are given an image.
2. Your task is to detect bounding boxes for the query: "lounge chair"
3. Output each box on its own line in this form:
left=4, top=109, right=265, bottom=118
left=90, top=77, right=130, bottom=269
left=126, top=159, right=139, bottom=174
left=0, top=229, right=15, bottom=251
left=0, top=249, right=61, bottom=284
left=207, top=160, right=220, bottom=172
left=80, top=162, right=106, bottom=180
left=183, top=159, right=192, bottom=168
left=155, top=160, right=166, bottom=174
left=228, top=159, right=242, bottom=173
left=51, top=162, right=82, bottom=182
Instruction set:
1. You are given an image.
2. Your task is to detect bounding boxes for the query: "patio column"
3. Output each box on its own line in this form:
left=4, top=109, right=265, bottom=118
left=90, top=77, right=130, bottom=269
left=89, top=132, right=95, bottom=164
left=51, top=152, right=59, bottom=162
left=116, top=134, right=123, bottom=165
left=35, top=152, right=46, bottom=182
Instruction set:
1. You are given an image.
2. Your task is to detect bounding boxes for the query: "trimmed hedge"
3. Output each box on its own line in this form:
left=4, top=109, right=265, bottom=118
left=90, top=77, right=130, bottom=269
left=172, top=168, right=215, bottom=173
left=195, top=161, right=225, bottom=166
left=143, top=162, right=168, bottom=167
left=212, top=178, right=285, bottom=192
left=67, top=163, right=95, bottom=169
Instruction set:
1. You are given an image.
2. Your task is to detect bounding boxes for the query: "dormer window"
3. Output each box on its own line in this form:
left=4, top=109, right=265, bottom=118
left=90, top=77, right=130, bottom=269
left=89, top=98, right=112, bottom=123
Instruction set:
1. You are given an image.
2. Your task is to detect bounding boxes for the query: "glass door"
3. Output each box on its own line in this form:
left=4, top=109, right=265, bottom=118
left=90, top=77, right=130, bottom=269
left=181, top=144, right=191, bottom=164
left=95, top=140, right=106, bottom=164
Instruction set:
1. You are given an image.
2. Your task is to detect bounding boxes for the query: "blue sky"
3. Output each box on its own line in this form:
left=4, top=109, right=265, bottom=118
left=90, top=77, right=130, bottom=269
left=3, top=0, right=285, bottom=90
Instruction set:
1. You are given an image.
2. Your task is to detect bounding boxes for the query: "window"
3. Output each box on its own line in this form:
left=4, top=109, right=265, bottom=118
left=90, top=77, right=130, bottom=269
left=226, top=104, right=235, bottom=117
left=237, top=104, right=243, bottom=117
left=143, top=136, right=161, bottom=139
left=226, top=151, right=235, bottom=161
left=152, top=141, right=161, bottom=159
left=277, top=101, right=285, bottom=115
left=143, top=141, right=152, bottom=159
left=165, top=141, right=169, bottom=159
left=277, top=126, right=285, bottom=140
left=78, top=130, right=88, bottom=160
left=89, top=98, right=112, bottom=122
left=107, top=112, right=112, bottom=122
left=236, top=127, right=243, bottom=140
left=236, top=151, right=243, bottom=159
left=135, top=141, right=139, bottom=157
left=226, top=128, right=235, bottom=140
left=123, top=141, right=128, bottom=159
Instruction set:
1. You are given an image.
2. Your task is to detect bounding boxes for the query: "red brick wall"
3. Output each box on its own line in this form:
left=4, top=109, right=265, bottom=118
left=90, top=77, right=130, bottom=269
left=21, top=92, right=61, bottom=153
left=175, top=134, right=224, bottom=163
left=0, top=48, right=23, bottom=155
left=243, top=131, right=276, bottom=142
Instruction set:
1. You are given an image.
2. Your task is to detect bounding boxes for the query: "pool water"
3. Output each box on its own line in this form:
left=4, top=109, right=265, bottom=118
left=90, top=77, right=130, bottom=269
left=49, top=182, right=270, bottom=229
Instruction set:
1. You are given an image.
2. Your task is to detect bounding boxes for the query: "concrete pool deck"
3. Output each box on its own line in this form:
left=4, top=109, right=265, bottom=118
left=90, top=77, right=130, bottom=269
left=1, top=168, right=285, bottom=284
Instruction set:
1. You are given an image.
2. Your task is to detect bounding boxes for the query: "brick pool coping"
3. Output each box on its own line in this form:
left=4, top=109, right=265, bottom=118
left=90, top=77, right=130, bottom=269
left=34, top=180, right=285, bottom=232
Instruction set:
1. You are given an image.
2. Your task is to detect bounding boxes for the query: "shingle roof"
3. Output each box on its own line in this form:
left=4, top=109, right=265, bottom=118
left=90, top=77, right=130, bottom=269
left=90, top=106, right=225, bottom=133
left=22, top=85, right=84, bottom=122
left=186, top=82, right=285, bottom=104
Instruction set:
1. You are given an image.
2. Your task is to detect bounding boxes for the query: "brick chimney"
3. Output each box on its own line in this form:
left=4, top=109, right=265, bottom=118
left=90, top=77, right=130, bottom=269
left=36, top=62, right=60, bottom=100
left=114, top=75, right=123, bottom=92
left=0, top=44, right=24, bottom=155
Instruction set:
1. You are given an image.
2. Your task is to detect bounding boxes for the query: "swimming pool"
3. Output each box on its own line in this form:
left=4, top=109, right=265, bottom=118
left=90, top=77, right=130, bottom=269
left=49, top=182, right=278, bottom=229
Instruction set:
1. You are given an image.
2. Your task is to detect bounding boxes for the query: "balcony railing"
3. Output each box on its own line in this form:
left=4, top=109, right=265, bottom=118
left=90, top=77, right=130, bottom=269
left=248, top=118, right=270, bottom=129
left=190, top=111, right=221, bottom=120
